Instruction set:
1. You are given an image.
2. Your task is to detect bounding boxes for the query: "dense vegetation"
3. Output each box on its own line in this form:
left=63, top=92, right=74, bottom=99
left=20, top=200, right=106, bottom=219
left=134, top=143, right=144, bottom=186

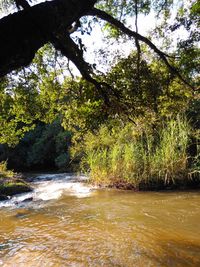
left=80, top=117, right=199, bottom=189
left=0, top=120, right=72, bottom=171
left=1, top=51, right=199, bottom=189
left=0, top=0, right=199, bottom=191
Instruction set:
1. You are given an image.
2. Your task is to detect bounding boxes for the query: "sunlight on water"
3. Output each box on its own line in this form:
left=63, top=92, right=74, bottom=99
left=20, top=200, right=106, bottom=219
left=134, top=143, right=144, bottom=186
left=33, top=173, right=95, bottom=200
left=0, top=173, right=200, bottom=266
left=34, top=180, right=94, bottom=200
left=0, top=174, right=95, bottom=208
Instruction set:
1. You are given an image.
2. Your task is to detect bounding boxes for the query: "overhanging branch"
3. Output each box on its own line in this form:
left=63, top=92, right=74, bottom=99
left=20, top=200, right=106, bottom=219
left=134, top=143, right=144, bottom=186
left=52, top=31, right=118, bottom=105
left=88, top=8, right=194, bottom=89
left=0, top=0, right=97, bottom=77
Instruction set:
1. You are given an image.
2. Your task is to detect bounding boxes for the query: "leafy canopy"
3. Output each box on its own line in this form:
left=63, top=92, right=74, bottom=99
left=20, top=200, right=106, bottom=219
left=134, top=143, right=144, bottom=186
left=0, top=0, right=199, bottom=145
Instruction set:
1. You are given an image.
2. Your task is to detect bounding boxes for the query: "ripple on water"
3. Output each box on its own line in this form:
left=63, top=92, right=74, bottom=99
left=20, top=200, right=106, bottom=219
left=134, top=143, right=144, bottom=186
left=0, top=174, right=200, bottom=266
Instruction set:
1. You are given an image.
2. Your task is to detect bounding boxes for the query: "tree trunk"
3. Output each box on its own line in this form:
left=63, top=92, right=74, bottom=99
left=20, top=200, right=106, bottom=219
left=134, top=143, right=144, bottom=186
left=0, top=0, right=97, bottom=77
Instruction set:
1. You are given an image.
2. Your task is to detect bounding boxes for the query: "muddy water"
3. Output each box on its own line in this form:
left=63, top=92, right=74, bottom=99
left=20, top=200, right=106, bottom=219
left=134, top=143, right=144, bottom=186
left=0, top=174, right=200, bottom=267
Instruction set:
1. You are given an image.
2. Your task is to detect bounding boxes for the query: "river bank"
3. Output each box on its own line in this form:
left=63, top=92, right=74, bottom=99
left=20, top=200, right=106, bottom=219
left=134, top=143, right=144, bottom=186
left=90, top=176, right=200, bottom=192
left=0, top=162, right=33, bottom=200
left=1, top=170, right=200, bottom=201
left=0, top=176, right=32, bottom=200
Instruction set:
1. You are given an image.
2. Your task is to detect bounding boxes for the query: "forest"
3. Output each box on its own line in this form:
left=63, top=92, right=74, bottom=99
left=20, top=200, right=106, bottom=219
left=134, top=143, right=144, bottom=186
left=0, top=0, right=199, bottom=190
left=0, top=1, right=200, bottom=266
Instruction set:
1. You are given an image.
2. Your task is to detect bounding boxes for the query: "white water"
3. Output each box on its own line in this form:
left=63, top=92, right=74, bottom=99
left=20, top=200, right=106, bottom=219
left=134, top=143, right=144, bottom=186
left=0, top=173, right=96, bottom=208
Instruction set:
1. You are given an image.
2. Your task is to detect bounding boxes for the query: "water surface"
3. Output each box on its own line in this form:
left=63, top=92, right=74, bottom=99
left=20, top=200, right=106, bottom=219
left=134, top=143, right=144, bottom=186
left=0, top=173, right=199, bottom=266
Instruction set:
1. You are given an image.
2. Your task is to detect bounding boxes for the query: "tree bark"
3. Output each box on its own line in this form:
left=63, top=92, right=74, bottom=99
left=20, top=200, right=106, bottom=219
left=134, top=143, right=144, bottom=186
left=0, top=0, right=97, bottom=77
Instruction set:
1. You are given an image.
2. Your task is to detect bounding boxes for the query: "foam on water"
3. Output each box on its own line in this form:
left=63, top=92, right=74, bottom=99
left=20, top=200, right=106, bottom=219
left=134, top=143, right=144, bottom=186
left=0, top=173, right=95, bottom=208
left=34, top=180, right=93, bottom=200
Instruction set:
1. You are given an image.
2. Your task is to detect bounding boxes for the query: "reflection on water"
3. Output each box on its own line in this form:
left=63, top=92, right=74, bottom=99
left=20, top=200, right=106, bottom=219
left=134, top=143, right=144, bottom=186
left=0, top=173, right=200, bottom=266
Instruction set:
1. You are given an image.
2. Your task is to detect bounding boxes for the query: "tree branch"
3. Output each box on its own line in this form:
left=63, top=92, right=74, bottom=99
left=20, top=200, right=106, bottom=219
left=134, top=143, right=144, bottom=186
left=0, top=0, right=97, bottom=77
left=134, top=0, right=141, bottom=91
left=52, top=31, right=116, bottom=105
left=88, top=8, right=194, bottom=89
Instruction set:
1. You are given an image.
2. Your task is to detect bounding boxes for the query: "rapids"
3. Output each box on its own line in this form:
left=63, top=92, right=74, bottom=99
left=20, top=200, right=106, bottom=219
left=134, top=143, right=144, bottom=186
left=0, top=173, right=199, bottom=266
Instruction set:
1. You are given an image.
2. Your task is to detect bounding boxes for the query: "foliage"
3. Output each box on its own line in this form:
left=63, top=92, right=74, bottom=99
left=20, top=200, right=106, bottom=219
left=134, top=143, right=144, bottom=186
left=0, top=0, right=198, bottom=87
left=79, top=116, right=191, bottom=188
left=61, top=52, right=193, bottom=143
left=0, top=0, right=198, bottom=146
left=0, top=48, right=197, bottom=179
left=0, top=0, right=199, bottom=190
left=186, top=93, right=200, bottom=178
left=0, top=161, right=14, bottom=178
left=96, top=0, right=175, bottom=21
left=0, top=45, right=63, bottom=146
left=0, top=120, right=72, bottom=171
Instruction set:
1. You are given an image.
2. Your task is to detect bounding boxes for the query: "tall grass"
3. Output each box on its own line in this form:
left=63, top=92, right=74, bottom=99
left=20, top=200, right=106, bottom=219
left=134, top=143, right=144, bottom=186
left=0, top=161, right=14, bottom=179
left=81, top=116, right=191, bottom=188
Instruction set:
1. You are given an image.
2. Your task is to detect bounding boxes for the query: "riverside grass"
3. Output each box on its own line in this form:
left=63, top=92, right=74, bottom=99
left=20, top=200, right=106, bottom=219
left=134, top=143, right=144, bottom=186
left=0, top=161, right=14, bottom=179
left=81, top=116, right=191, bottom=188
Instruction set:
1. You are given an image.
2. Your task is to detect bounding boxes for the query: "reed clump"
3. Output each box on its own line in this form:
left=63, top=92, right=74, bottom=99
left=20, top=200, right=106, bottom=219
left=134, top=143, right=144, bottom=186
left=80, top=116, right=196, bottom=189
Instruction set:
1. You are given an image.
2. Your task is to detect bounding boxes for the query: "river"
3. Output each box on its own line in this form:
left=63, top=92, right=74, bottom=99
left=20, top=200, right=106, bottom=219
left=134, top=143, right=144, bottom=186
left=0, top=173, right=200, bottom=266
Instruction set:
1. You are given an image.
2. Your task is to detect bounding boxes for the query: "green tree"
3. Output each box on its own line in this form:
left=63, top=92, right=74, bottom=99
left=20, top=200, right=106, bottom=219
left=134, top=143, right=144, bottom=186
left=0, top=0, right=197, bottom=91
